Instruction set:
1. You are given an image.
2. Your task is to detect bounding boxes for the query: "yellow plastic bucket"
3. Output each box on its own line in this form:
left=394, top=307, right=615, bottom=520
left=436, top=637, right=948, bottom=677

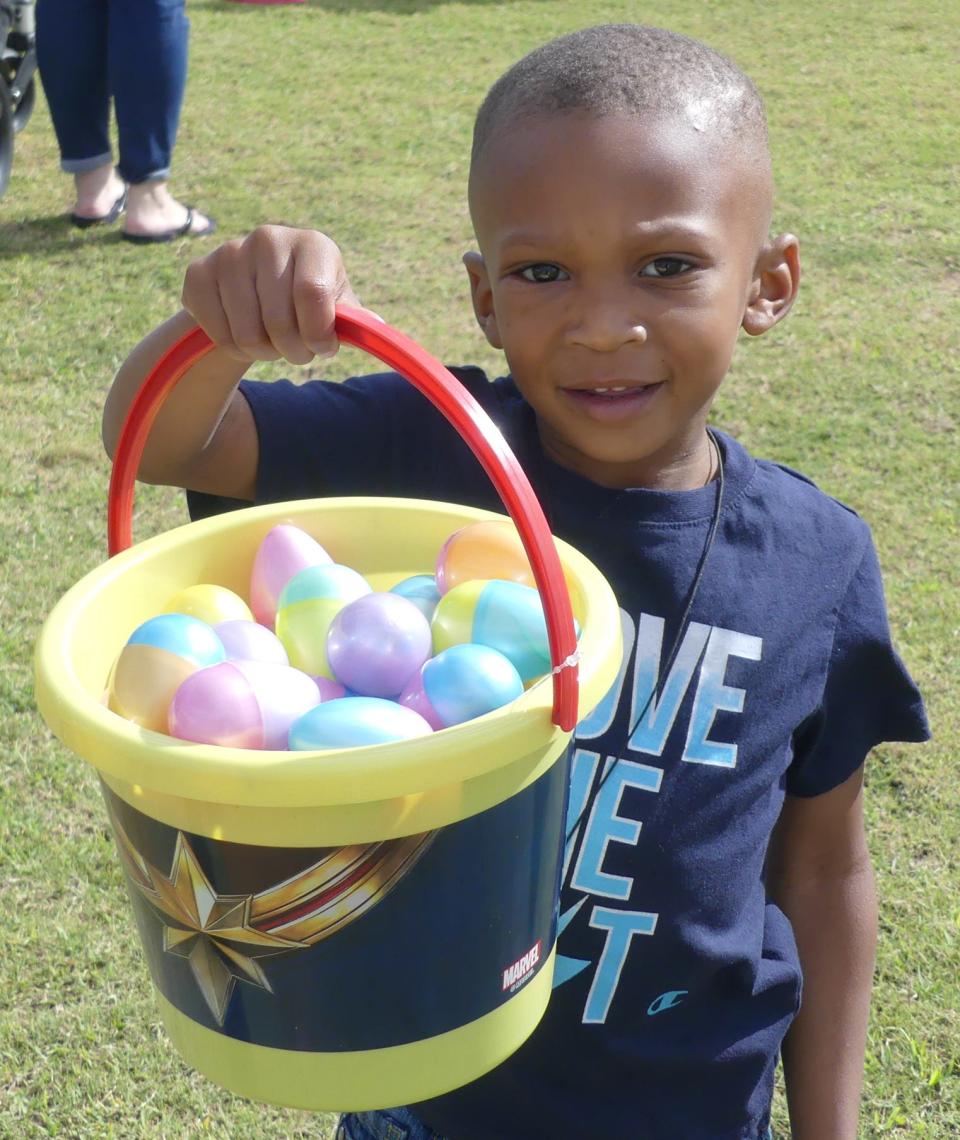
left=34, top=311, right=622, bottom=1111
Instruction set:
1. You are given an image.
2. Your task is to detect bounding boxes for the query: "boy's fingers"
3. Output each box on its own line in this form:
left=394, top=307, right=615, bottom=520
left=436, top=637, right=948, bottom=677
left=255, top=249, right=315, bottom=366
left=183, top=241, right=272, bottom=362
left=217, top=264, right=280, bottom=363
left=183, top=227, right=367, bottom=366
left=291, top=238, right=357, bottom=357
left=182, top=251, right=238, bottom=353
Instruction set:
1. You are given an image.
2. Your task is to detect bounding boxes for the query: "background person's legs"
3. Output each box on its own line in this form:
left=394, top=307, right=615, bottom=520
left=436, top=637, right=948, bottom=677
left=36, top=0, right=125, bottom=220
left=108, top=0, right=212, bottom=238
left=108, top=0, right=186, bottom=185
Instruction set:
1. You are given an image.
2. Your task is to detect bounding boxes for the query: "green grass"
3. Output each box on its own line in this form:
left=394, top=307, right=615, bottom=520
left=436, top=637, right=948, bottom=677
left=2, top=0, right=958, bottom=1136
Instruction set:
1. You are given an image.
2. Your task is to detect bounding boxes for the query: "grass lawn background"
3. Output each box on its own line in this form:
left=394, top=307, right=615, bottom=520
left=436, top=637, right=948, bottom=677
left=1, top=1, right=957, bottom=1136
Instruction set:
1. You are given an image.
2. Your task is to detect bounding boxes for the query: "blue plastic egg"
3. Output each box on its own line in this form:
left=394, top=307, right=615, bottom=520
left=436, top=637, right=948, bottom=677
left=399, top=643, right=524, bottom=728
left=390, top=574, right=442, bottom=620
left=288, top=697, right=434, bottom=749
left=108, top=613, right=226, bottom=733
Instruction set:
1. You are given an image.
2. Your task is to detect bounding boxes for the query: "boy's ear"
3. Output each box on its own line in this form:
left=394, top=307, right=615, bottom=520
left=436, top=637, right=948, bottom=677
left=463, top=250, right=503, bottom=349
left=742, top=234, right=801, bottom=337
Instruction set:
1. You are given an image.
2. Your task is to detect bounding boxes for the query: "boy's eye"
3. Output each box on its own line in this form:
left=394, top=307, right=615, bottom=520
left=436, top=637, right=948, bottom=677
left=518, top=263, right=568, bottom=283
left=640, top=258, right=692, bottom=279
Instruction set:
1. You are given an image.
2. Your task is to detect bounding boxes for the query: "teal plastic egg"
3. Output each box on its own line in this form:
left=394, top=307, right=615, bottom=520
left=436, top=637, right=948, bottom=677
left=275, top=563, right=371, bottom=677
left=431, top=579, right=552, bottom=683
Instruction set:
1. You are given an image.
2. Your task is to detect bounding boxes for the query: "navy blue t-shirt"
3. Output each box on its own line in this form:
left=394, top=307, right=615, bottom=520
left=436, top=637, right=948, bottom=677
left=227, top=368, right=929, bottom=1140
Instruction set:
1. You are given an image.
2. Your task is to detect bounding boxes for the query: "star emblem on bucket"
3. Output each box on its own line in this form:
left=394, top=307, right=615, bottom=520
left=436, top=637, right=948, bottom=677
left=117, top=826, right=303, bottom=1024
left=147, top=832, right=303, bottom=1023
left=106, top=799, right=434, bottom=1025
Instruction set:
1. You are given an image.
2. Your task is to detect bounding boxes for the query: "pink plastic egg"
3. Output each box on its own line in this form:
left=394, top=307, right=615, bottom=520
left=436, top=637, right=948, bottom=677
left=249, top=524, right=333, bottom=627
left=169, top=659, right=320, bottom=749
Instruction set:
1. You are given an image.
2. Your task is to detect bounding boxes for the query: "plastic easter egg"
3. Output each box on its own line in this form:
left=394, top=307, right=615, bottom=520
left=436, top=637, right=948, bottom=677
left=326, top=592, right=432, bottom=699
left=288, top=697, right=433, bottom=750
left=215, top=619, right=289, bottom=666
left=311, top=675, right=348, bottom=702
left=249, top=524, right=333, bottom=627
left=435, top=519, right=535, bottom=595
left=165, top=583, right=253, bottom=625
left=390, top=574, right=442, bottom=620
left=169, top=659, right=320, bottom=749
left=399, top=643, right=524, bottom=728
left=126, top=613, right=226, bottom=661
left=234, top=660, right=321, bottom=749
left=430, top=579, right=486, bottom=647
left=275, top=563, right=372, bottom=677
left=432, top=579, right=552, bottom=683
left=396, top=673, right=445, bottom=731
left=168, top=661, right=263, bottom=748
left=108, top=613, right=226, bottom=733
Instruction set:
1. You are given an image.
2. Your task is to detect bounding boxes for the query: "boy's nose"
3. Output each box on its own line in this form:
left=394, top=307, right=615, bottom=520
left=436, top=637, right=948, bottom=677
left=566, top=296, right=648, bottom=352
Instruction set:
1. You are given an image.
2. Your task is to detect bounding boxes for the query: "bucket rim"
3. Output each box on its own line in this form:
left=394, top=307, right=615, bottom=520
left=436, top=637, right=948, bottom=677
left=35, top=497, right=622, bottom=808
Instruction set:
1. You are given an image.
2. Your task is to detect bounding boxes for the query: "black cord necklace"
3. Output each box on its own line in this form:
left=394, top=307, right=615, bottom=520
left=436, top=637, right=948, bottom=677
left=560, top=429, right=726, bottom=892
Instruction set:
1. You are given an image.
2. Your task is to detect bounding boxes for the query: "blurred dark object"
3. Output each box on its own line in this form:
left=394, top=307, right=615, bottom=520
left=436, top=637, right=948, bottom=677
left=187, top=489, right=253, bottom=522
left=1, top=0, right=37, bottom=198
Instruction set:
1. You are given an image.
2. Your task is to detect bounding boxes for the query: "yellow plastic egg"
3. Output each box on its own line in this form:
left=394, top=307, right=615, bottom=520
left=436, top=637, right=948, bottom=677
left=165, top=583, right=253, bottom=625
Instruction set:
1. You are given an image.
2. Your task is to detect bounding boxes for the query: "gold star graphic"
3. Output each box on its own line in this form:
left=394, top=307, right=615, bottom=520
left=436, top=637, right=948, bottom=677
left=118, top=827, right=303, bottom=1025
left=106, top=800, right=434, bottom=1027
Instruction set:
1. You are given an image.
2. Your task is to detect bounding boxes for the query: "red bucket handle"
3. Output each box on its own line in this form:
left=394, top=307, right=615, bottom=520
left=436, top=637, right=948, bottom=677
left=107, top=306, right=580, bottom=730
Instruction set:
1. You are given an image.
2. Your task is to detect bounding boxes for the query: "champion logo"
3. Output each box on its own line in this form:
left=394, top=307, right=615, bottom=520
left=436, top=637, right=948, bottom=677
left=502, top=940, right=542, bottom=993
left=647, top=989, right=688, bottom=1016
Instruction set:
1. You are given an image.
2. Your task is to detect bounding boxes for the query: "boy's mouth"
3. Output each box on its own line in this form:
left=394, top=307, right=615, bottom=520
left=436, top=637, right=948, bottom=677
left=562, top=381, right=665, bottom=419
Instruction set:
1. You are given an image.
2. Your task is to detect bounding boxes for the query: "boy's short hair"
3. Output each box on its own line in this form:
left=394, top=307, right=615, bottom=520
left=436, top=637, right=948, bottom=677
left=471, top=23, right=768, bottom=167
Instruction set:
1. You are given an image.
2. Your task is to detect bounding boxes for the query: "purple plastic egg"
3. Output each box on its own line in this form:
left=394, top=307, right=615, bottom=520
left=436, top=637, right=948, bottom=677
left=326, top=592, right=432, bottom=699
left=169, top=659, right=320, bottom=749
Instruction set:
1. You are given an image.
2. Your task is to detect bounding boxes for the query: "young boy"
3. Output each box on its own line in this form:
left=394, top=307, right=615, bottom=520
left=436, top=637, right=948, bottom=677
left=104, top=24, right=929, bottom=1140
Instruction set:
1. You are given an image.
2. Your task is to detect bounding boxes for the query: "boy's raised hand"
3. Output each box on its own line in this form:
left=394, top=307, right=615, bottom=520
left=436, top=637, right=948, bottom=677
left=182, top=226, right=363, bottom=366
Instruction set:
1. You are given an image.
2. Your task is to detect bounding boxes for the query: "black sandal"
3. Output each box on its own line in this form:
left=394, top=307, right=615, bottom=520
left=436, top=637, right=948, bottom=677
left=121, top=205, right=217, bottom=244
left=70, top=187, right=127, bottom=229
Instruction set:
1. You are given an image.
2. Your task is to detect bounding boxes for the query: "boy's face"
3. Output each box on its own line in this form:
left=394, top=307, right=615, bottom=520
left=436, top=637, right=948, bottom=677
left=466, top=110, right=797, bottom=489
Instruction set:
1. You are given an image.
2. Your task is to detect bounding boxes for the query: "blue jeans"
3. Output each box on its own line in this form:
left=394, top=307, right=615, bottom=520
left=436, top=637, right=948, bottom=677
left=336, top=1108, right=776, bottom=1139
left=36, top=0, right=189, bottom=183
left=335, top=1108, right=444, bottom=1140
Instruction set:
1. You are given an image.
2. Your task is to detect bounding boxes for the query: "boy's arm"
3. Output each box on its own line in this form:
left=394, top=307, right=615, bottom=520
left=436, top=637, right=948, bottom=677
left=766, top=764, right=877, bottom=1140
left=102, top=226, right=361, bottom=499
left=103, top=308, right=258, bottom=498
